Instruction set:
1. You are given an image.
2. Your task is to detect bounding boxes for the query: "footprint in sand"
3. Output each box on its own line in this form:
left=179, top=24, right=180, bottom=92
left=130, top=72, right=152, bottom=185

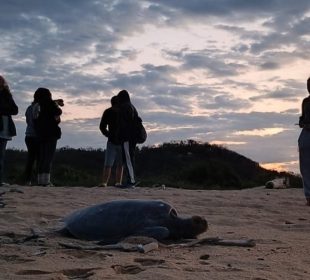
left=134, top=258, right=165, bottom=266
left=61, top=268, right=99, bottom=279
left=16, top=267, right=100, bottom=279
left=0, top=254, right=35, bottom=264
left=16, top=269, right=52, bottom=275
left=64, top=250, right=110, bottom=260
left=111, top=264, right=145, bottom=274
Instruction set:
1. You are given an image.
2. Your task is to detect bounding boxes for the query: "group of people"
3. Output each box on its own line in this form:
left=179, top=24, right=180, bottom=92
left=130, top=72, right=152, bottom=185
left=2, top=74, right=310, bottom=204
left=99, top=89, right=141, bottom=188
left=0, top=75, right=141, bottom=188
left=0, top=75, right=63, bottom=187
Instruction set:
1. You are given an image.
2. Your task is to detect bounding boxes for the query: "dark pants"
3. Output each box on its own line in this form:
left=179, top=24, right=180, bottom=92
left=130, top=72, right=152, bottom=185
left=38, top=139, right=57, bottom=173
left=0, top=138, right=8, bottom=184
left=24, top=136, right=40, bottom=182
left=299, top=129, right=310, bottom=198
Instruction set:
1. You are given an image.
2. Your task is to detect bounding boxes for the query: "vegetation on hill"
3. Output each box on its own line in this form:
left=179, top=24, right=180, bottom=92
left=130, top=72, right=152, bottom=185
left=4, top=140, right=302, bottom=189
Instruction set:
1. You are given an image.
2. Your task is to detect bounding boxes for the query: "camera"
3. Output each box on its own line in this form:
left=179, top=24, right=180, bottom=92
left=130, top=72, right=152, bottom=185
left=54, top=99, right=64, bottom=107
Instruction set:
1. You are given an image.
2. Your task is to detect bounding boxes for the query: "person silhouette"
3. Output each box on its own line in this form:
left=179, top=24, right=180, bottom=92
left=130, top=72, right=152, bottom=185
left=298, top=77, right=310, bottom=206
left=24, top=91, right=41, bottom=185
left=0, top=75, right=18, bottom=186
left=117, top=90, right=140, bottom=187
left=33, top=88, right=62, bottom=186
left=99, top=95, right=123, bottom=187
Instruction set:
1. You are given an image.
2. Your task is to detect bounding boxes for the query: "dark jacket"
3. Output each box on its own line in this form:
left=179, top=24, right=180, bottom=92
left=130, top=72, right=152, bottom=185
left=35, top=101, right=62, bottom=141
left=118, top=102, right=138, bottom=142
left=0, top=91, right=18, bottom=137
left=99, top=106, right=120, bottom=145
left=300, top=96, right=310, bottom=125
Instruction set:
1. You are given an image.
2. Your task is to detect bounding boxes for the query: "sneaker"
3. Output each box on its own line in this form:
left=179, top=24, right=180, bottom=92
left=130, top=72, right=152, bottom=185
left=120, top=181, right=139, bottom=189
left=127, top=182, right=137, bottom=188
left=0, top=182, right=9, bottom=187
left=132, top=181, right=140, bottom=187
left=41, top=183, right=54, bottom=187
left=97, top=183, right=107, bottom=187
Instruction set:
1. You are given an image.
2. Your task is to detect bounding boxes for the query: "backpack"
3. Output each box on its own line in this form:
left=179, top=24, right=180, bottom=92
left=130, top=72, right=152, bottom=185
left=133, top=116, right=147, bottom=144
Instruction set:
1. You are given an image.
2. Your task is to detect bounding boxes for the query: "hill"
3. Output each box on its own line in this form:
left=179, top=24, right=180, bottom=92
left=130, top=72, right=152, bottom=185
left=4, top=140, right=302, bottom=189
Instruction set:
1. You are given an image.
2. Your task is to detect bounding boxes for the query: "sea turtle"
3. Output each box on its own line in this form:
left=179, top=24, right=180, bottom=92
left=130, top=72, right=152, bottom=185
left=60, top=199, right=208, bottom=244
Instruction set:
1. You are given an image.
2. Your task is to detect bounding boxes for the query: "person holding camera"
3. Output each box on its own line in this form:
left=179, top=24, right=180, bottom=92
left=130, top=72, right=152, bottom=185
left=33, top=88, right=63, bottom=186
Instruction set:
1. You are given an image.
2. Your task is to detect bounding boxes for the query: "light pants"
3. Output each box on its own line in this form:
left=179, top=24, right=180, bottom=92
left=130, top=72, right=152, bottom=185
left=122, top=141, right=135, bottom=184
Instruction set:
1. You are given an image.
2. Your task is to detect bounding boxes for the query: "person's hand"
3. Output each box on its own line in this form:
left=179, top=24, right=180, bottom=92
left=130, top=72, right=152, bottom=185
left=54, top=99, right=64, bottom=107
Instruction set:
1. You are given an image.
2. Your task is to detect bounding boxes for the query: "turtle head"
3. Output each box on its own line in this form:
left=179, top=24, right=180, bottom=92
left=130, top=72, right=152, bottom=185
left=179, top=215, right=208, bottom=239
left=169, top=215, right=208, bottom=239
left=190, top=216, right=208, bottom=237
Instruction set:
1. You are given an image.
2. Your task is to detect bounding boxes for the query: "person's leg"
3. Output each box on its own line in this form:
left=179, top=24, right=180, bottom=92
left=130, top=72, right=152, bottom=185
left=122, top=141, right=135, bottom=184
left=114, top=144, right=124, bottom=185
left=102, top=167, right=112, bottom=186
left=299, top=130, right=310, bottom=204
left=39, top=139, right=57, bottom=185
left=100, top=141, right=115, bottom=186
left=129, top=141, right=136, bottom=170
left=24, top=137, right=38, bottom=184
left=115, top=165, right=123, bottom=185
left=0, top=138, right=8, bottom=185
left=37, top=140, right=46, bottom=185
left=33, top=138, right=40, bottom=183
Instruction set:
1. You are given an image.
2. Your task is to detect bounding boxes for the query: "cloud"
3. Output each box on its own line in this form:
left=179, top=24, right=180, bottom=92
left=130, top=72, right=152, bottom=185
left=250, top=79, right=306, bottom=101
left=199, top=93, right=251, bottom=110
left=259, top=62, right=280, bottom=70
left=1, top=0, right=309, bottom=173
left=147, top=0, right=310, bottom=23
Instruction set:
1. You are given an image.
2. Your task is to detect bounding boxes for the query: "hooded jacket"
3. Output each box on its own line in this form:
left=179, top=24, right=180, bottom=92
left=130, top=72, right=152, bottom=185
left=118, top=90, right=138, bottom=142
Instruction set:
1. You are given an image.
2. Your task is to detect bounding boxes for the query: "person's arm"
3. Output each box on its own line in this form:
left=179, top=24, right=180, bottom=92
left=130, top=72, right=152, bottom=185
left=300, top=98, right=310, bottom=128
left=53, top=102, right=62, bottom=116
left=50, top=101, right=62, bottom=123
left=25, top=106, right=31, bottom=125
left=0, top=94, right=18, bottom=116
left=99, top=111, right=109, bottom=137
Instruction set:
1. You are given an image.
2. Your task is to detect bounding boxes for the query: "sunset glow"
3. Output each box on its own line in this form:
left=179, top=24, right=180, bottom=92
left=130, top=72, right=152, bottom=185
left=1, top=1, right=310, bottom=173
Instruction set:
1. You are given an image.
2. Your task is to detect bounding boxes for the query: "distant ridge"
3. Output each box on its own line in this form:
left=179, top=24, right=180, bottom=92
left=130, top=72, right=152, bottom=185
left=135, top=140, right=302, bottom=189
left=5, top=140, right=302, bottom=189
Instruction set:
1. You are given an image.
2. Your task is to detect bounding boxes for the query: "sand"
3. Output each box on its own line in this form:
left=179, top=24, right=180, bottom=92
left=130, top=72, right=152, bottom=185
left=0, top=184, right=309, bottom=280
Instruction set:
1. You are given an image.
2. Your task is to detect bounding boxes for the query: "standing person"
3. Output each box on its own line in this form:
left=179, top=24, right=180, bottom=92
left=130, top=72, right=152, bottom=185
left=298, top=77, right=310, bottom=206
left=99, top=95, right=123, bottom=187
left=117, top=89, right=139, bottom=187
left=23, top=91, right=41, bottom=185
left=34, top=88, right=62, bottom=186
left=0, top=75, right=18, bottom=186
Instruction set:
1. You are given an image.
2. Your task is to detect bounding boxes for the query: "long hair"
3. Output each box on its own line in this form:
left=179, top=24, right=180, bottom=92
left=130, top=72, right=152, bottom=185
left=34, top=87, right=52, bottom=105
left=0, top=75, right=12, bottom=95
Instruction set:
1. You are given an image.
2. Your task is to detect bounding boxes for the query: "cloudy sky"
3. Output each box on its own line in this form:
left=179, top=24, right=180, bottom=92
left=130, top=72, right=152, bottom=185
left=1, top=0, right=310, bottom=173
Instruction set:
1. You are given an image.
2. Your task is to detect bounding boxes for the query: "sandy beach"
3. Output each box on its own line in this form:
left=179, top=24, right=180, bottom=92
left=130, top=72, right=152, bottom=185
left=0, top=184, right=309, bottom=280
